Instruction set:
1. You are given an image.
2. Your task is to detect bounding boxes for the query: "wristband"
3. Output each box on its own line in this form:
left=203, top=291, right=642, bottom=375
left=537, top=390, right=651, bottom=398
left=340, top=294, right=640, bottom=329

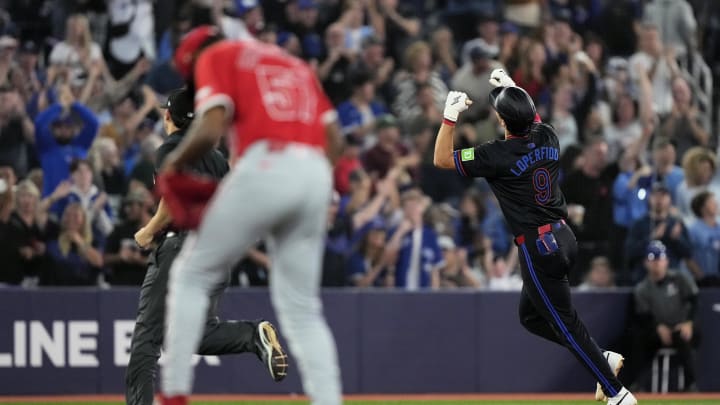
left=443, top=118, right=456, bottom=127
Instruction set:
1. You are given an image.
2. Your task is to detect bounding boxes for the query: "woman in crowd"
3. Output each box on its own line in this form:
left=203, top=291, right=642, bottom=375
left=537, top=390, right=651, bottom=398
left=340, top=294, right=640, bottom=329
left=46, top=202, right=104, bottom=285
left=347, top=219, right=393, bottom=287
left=675, top=147, right=720, bottom=222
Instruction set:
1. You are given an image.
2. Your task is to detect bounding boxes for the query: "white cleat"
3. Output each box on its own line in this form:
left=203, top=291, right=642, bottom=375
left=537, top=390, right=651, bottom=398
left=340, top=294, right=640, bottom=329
left=607, top=387, right=637, bottom=405
left=596, top=351, right=625, bottom=401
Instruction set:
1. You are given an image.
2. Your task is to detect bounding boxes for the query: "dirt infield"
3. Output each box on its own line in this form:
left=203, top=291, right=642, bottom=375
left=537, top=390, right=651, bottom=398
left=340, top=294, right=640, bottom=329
left=1, top=393, right=719, bottom=403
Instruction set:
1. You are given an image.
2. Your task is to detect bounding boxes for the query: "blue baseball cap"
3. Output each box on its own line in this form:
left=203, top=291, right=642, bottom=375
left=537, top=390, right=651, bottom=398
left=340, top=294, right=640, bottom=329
left=646, top=240, right=667, bottom=261
left=235, top=0, right=259, bottom=15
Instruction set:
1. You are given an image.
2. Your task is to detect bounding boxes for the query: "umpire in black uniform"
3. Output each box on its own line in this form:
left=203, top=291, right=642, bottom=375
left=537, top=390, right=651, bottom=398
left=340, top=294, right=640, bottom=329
left=127, top=88, right=287, bottom=405
left=433, top=71, right=637, bottom=405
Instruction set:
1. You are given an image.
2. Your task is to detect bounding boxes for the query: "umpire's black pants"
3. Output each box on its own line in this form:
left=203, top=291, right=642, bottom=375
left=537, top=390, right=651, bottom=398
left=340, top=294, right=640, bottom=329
left=125, top=234, right=258, bottom=405
left=515, top=222, right=624, bottom=397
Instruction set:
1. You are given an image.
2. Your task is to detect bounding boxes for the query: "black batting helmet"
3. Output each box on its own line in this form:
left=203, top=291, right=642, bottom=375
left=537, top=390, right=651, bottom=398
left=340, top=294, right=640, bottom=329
left=489, top=86, right=537, bottom=136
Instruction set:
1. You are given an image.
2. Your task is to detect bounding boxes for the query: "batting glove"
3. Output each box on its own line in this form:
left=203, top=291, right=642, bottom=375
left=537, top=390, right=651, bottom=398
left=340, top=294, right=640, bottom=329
left=443, top=91, right=471, bottom=123
left=489, top=68, right=516, bottom=88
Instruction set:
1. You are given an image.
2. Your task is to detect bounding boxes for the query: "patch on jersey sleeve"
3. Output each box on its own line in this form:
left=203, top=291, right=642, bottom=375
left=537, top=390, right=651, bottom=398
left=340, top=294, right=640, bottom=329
left=460, top=148, right=475, bottom=162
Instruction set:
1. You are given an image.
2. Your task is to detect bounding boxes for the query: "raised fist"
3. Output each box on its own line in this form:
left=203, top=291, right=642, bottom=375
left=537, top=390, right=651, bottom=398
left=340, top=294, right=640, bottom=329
left=489, top=68, right=516, bottom=88
left=443, top=91, right=472, bottom=122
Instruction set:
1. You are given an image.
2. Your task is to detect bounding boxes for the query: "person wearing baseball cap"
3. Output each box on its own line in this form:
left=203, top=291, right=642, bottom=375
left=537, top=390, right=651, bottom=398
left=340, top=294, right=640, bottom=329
left=433, top=70, right=638, bottom=404
left=126, top=85, right=285, bottom=405
left=634, top=239, right=699, bottom=392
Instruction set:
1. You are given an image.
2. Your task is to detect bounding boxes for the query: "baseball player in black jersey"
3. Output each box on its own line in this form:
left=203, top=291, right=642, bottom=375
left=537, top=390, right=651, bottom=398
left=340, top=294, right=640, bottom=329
left=125, top=88, right=287, bottom=405
left=433, top=70, right=637, bottom=405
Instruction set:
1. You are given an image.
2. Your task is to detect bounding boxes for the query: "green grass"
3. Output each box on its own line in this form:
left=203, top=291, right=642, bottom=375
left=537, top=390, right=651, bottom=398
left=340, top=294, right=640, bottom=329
left=3, top=401, right=718, bottom=405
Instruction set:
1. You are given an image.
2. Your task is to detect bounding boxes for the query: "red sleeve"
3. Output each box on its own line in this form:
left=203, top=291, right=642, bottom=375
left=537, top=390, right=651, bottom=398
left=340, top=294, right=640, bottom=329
left=194, top=50, right=235, bottom=119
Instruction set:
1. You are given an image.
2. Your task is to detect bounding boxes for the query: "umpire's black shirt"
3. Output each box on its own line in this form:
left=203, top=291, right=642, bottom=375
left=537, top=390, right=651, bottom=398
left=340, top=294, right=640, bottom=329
left=452, top=123, right=567, bottom=235
left=155, top=129, right=229, bottom=181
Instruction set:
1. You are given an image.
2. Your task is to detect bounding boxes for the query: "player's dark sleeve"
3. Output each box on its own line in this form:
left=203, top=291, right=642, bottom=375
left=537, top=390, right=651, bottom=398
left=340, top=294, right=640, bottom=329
left=154, top=142, right=179, bottom=173
left=452, top=143, right=497, bottom=178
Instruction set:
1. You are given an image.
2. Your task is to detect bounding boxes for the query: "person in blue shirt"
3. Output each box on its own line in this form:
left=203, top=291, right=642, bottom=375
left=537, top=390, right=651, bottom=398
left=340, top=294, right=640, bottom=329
left=347, top=217, right=392, bottom=287
left=613, top=162, right=651, bottom=230
left=336, top=68, right=387, bottom=139
left=650, top=139, right=684, bottom=203
left=34, top=86, right=99, bottom=197
left=386, top=188, right=443, bottom=289
left=625, top=183, right=700, bottom=285
left=687, top=191, right=720, bottom=286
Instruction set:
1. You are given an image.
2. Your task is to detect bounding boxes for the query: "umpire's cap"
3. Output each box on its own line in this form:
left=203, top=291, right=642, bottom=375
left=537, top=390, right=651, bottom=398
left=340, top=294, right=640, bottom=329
left=160, top=88, right=195, bottom=129
left=489, top=86, right=537, bottom=136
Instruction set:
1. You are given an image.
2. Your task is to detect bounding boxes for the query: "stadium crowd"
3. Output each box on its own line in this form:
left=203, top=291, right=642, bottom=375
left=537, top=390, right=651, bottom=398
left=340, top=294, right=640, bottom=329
left=0, top=0, right=717, bottom=296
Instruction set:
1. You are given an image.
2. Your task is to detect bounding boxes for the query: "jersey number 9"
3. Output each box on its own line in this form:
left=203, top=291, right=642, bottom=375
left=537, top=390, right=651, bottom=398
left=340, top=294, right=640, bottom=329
left=533, top=168, right=551, bottom=205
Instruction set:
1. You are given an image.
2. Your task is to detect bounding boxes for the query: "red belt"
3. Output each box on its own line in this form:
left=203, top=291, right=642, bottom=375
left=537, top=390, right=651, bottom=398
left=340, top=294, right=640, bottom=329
left=267, top=139, right=290, bottom=152
left=514, top=219, right=566, bottom=245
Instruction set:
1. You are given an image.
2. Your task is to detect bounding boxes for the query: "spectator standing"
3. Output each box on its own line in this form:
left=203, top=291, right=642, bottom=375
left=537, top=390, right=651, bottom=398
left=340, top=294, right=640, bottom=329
left=430, top=27, right=458, bottom=84
left=336, top=68, right=386, bottom=139
left=659, top=77, right=710, bottom=163
left=376, top=0, right=421, bottom=64
left=386, top=189, right=443, bottom=290
left=90, top=137, right=126, bottom=214
left=511, top=40, right=549, bottom=106
left=352, top=35, right=394, bottom=103
left=630, top=241, right=699, bottom=392
left=105, top=0, right=156, bottom=78
left=562, top=138, right=618, bottom=282
left=451, top=42, right=503, bottom=123
left=688, top=191, right=720, bottom=286
left=675, top=147, right=720, bottom=222
left=104, top=190, right=150, bottom=285
left=392, top=41, right=448, bottom=123
left=49, top=14, right=108, bottom=82
left=347, top=218, right=393, bottom=287
left=643, top=0, right=698, bottom=57
left=3, top=179, right=50, bottom=285
left=52, top=159, right=113, bottom=240
left=46, top=202, right=104, bottom=285
left=625, top=183, right=697, bottom=284
left=650, top=139, right=684, bottom=203
left=605, top=94, right=642, bottom=162
left=35, top=85, right=99, bottom=197
left=317, top=23, right=355, bottom=105
left=629, top=24, right=679, bottom=116
left=0, top=85, right=35, bottom=178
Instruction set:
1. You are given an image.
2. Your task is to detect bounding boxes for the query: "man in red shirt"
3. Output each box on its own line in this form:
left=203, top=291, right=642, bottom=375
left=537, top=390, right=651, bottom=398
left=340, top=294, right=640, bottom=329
left=158, top=26, right=343, bottom=405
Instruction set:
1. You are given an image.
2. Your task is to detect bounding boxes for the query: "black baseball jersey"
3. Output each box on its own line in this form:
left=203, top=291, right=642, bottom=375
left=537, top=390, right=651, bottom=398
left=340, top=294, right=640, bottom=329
left=155, top=129, right=229, bottom=181
left=452, top=122, right=567, bottom=235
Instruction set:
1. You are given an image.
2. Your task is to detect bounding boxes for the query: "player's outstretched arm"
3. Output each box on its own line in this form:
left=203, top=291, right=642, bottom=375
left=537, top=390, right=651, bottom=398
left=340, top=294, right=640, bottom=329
left=433, top=91, right=472, bottom=169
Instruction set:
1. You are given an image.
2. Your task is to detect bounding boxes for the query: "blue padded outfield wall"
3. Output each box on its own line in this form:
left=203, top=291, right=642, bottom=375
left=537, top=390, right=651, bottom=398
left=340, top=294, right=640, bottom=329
left=0, top=289, right=718, bottom=395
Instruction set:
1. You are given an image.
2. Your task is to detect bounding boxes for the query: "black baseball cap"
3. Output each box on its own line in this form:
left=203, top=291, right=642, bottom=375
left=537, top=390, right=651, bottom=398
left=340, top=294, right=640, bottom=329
left=160, top=88, right=195, bottom=128
left=489, top=86, right=537, bottom=136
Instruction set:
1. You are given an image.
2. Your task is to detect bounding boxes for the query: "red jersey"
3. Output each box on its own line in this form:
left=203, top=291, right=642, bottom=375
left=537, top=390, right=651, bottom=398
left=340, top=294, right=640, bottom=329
left=193, top=40, right=336, bottom=157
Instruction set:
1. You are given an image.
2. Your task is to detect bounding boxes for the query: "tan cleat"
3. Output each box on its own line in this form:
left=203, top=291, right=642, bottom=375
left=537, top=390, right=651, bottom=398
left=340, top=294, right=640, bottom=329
left=256, top=321, right=289, bottom=382
left=596, top=351, right=625, bottom=401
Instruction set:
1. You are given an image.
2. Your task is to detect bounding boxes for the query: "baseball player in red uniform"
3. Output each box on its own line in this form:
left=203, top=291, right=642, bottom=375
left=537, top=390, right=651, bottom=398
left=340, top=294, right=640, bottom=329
left=158, top=26, right=343, bottom=405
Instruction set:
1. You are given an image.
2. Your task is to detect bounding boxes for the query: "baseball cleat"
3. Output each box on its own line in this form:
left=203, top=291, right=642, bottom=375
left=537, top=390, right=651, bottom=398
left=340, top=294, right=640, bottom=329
left=256, top=321, right=288, bottom=382
left=607, top=387, right=637, bottom=405
left=596, top=351, right=625, bottom=401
